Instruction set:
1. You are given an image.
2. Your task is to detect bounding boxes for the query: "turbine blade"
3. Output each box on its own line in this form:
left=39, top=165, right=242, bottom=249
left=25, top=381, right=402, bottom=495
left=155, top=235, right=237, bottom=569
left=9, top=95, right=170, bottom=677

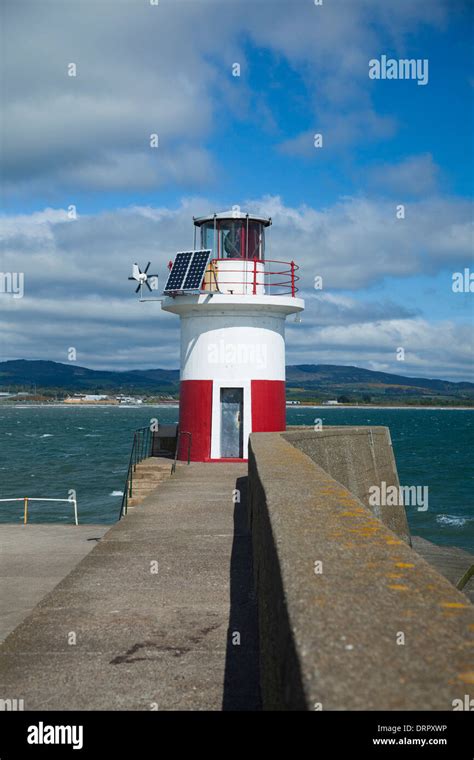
left=144, top=262, right=151, bottom=273
left=145, top=280, right=152, bottom=291
left=135, top=283, right=141, bottom=293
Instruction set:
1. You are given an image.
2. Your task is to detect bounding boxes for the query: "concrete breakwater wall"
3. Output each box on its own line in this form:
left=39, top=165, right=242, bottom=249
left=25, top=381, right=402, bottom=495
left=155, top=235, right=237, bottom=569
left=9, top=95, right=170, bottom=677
left=284, top=426, right=410, bottom=543
left=248, top=430, right=473, bottom=710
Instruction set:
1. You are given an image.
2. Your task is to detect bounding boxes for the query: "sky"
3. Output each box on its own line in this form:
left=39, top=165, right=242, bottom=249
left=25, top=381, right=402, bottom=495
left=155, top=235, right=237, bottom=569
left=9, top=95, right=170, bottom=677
left=0, top=0, right=473, bottom=381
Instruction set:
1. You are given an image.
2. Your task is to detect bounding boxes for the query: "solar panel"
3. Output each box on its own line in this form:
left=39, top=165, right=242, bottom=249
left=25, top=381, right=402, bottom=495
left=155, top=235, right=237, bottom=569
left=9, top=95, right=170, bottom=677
left=163, top=251, right=193, bottom=292
left=183, top=250, right=212, bottom=290
left=163, top=250, right=212, bottom=293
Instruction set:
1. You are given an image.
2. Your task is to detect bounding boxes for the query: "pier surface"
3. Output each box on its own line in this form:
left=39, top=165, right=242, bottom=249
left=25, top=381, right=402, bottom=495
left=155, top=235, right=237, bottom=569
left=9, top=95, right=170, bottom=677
left=411, top=536, right=474, bottom=602
left=0, top=524, right=109, bottom=642
left=0, top=464, right=259, bottom=710
left=1, top=429, right=472, bottom=711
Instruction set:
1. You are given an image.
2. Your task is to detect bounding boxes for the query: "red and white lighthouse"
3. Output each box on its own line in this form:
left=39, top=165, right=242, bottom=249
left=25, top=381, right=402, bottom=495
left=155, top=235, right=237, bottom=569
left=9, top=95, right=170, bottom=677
left=161, top=211, right=304, bottom=461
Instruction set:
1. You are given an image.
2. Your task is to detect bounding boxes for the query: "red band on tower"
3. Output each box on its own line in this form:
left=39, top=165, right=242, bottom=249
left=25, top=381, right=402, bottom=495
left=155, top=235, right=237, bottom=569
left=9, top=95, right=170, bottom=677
left=251, top=380, right=286, bottom=432
left=178, top=380, right=213, bottom=461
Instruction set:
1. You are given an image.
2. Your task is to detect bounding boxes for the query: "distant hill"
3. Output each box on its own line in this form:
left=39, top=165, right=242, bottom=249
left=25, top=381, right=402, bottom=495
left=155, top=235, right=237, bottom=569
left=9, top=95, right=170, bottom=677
left=0, top=360, right=179, bottom=394
left=286, top=364, right=474, bottom=392
left=0, top=360, right=472, bottom=402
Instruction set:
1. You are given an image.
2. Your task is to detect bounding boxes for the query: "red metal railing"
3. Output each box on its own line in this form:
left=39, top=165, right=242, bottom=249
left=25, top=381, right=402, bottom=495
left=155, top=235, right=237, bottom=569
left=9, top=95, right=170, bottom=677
left=204, top=258, right=299, bottom=296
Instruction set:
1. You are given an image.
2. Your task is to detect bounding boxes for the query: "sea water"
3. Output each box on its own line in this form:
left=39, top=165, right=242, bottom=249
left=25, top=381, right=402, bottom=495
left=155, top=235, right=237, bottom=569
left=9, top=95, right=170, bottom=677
left=0, top=405, right=472, bottom=552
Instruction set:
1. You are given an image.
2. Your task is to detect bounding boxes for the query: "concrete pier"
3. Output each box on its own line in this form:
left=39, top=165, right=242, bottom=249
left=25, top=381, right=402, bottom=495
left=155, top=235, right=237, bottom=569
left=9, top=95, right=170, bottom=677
left=1, top=426, right=472, bottom=711
left=0, top=525, right=109, bottom=643
left=0, top=464, right=259, bottom=710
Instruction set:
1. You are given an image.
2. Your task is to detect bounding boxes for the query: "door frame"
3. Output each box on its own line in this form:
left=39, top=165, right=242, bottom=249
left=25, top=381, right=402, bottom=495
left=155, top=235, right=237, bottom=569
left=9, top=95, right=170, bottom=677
left=219, top=387, right=244, bottom=459
left=211, top=380, right=251, bottom=459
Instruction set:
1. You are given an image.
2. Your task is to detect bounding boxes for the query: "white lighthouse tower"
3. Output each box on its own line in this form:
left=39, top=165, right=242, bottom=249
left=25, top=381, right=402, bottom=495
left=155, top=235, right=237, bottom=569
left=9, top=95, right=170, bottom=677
left=161, top=211, right=304, bottom=461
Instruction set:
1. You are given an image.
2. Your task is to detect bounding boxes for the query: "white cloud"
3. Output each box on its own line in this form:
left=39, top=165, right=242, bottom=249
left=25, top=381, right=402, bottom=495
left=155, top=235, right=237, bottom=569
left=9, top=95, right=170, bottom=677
left=286, top=318, right=473, bottom=381
left=2, top=0, right=450, bottom=193
left=368, top=154, right=440, bottom=196
left=249, top=194, right=473, bottom=288
left=2, top=0, right=232, bottom=194
left=0, top=195, right=472, bottom=380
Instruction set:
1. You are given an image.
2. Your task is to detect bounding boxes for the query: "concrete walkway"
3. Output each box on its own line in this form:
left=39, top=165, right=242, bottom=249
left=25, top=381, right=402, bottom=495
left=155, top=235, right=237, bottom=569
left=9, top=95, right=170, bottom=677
left=0, top=464, right=260, bottom=711
left=0, top=524, right=109, bottom=642
left=411, top=536, right=474, bottom=603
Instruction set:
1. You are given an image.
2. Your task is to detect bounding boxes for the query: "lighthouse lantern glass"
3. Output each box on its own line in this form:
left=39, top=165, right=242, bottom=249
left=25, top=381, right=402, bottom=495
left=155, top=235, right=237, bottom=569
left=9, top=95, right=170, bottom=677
left=201, top=220, right=265, bottom=261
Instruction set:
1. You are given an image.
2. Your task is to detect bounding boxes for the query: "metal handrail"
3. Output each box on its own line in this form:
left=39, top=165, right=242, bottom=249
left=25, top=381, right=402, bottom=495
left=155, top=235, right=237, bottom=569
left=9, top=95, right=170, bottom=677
left=0, top=497, right=78, bottom=525
left=171, top=431, right=192, bottom=474
left=119, top=426, right=154, bottom=519
left=205, top=257, right=299, bottom=296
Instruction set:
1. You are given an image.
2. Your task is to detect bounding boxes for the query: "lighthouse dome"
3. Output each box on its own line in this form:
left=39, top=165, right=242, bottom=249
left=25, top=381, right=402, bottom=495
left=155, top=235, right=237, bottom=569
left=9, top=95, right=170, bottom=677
left=193, top=210, right=272, bottom=226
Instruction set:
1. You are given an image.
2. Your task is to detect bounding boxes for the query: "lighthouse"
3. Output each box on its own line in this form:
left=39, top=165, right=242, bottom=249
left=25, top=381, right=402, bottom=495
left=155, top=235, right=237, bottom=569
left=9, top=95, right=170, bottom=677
left=161, top=211, right=304, bottom=461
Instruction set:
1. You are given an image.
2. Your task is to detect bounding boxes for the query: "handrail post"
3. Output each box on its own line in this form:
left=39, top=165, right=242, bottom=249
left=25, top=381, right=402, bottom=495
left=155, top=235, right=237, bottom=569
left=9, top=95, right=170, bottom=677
left=291, top=260, right=295, bottom=297
left=171, top=431, right=180, bottom=475
left=252, top=257, right=257, bottom=295
left=172, top=431, right=191, bottom=473
left=24, top=497, right=28, bottom=524
left=120, top=427, right=152, bottom=519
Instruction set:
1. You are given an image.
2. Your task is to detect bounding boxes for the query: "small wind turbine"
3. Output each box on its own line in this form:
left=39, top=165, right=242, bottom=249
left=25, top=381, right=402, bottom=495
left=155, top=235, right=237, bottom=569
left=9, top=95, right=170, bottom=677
left=128, top=262, right=158, bottom=297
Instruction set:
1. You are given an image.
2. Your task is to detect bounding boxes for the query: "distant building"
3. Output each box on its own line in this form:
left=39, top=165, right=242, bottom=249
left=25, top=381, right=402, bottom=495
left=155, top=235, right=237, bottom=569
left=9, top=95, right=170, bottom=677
left=64, top=395, right=117, bottom=405
left=325, top=400, right=339, bottom=405
left=0, top=391, right=32, bottom=398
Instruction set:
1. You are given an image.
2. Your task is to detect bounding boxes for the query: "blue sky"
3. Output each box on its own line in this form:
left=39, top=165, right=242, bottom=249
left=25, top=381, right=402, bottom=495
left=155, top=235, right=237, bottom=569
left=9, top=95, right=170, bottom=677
left=1, top=0, right=473, bottom=380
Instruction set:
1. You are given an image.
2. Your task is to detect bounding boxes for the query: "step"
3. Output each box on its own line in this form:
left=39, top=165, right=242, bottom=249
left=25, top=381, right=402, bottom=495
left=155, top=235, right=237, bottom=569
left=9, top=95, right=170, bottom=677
left=131, top=477, right=168, bottom=487
left=135, top=460, right=173, bottom=469
left=133, top=472, right=171, bottom=482
left=129, top=480, right=171, bottom=499
left=129, top=487, right=158, bottom=498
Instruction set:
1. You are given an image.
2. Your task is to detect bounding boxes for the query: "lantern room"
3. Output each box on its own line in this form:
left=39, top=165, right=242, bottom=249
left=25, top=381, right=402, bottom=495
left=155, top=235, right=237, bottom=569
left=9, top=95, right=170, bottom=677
left=193, top=212, right=285, bottom=297
left=193, top=211, right=270, bottom=261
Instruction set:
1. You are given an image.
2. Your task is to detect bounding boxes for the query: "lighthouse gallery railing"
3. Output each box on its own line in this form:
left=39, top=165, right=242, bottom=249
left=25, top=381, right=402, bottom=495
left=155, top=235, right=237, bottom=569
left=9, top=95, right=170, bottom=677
left=205, top=258, right=299, bottom=296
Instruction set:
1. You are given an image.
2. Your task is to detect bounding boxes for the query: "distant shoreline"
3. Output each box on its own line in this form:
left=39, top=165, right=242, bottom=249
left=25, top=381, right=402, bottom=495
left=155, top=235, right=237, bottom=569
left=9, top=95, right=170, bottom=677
left=293, top=405, right=474, bottom=411
left=1, top=402, right=473, bottom=411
